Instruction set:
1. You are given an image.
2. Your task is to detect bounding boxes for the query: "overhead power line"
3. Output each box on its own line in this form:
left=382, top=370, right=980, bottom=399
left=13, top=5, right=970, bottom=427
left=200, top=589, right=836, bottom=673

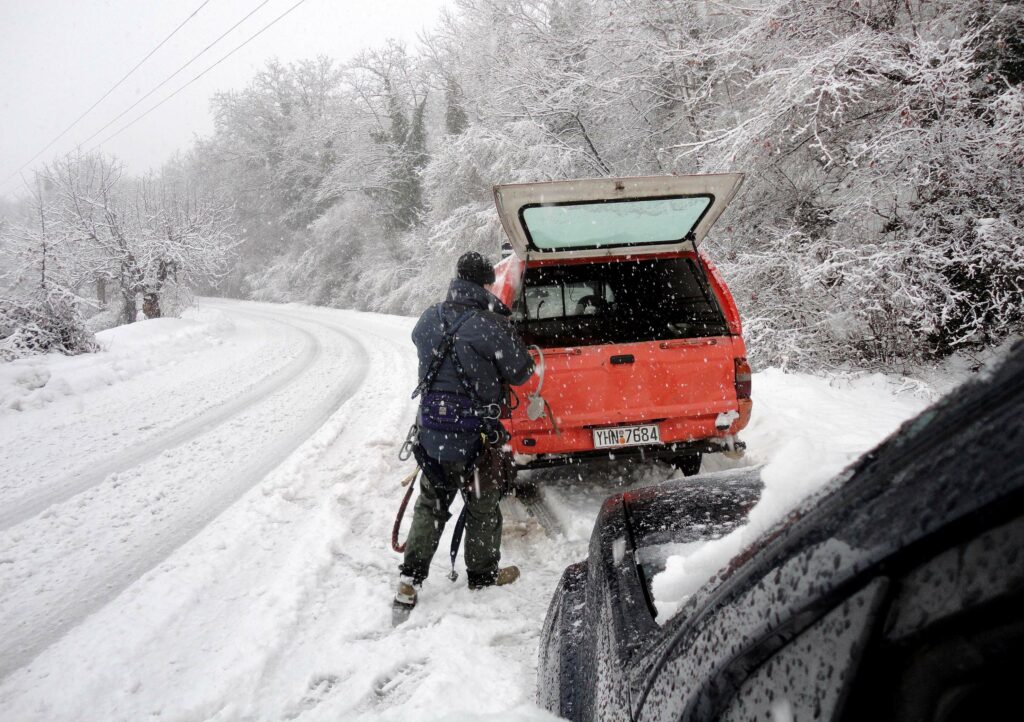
left=91, top=0, right=312, bottom=152
left=1, top=0, right=213, bottom=188
left=76, top=0, right=277, bottom=152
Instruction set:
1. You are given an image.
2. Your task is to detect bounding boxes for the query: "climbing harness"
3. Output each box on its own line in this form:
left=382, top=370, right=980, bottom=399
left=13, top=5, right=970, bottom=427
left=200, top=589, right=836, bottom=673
left=413, top=305, right=509, bottom=445
left=410, top=307, right=476, bottom=400
left=419, top=392, right=501, bottom=435
left=393, top=302, right=513, bottom=577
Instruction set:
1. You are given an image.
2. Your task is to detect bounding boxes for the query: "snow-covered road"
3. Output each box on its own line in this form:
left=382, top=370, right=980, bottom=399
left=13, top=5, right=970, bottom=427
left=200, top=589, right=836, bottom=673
left=0, top=301, right=372, bottom=677
left=0, top=299, right=938, bottom=721
left=0, top=307, right=323, bottom=531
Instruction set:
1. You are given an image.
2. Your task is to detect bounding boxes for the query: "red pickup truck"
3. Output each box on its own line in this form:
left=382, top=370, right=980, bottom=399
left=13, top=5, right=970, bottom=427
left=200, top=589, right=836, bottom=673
left=489, top=174, right=752, bottom=475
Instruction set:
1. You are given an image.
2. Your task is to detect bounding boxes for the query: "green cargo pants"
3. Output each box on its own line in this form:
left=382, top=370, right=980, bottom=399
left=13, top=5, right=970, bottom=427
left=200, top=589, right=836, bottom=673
left=400, top=446, right=511, bottom=587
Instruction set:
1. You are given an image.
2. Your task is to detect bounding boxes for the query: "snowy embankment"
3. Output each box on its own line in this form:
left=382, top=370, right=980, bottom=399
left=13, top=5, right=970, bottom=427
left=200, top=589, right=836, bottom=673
left=0, top=300, right=949, bottom=721
left=0, top=313, right=233, bottom=413
left=650, top=370, right=933, bottom=621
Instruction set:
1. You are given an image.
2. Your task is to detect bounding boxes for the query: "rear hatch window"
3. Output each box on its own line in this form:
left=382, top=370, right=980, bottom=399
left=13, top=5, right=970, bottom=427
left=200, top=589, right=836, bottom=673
left=522, top=196, right=712, bottom=253
left=493, top=173, right=745, bottom=261
left=513, top=257, right=728, bottom=347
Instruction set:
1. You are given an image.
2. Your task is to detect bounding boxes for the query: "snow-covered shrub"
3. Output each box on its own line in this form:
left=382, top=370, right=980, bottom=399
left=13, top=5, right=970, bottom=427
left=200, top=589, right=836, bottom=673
left=656, top=0, right=1024, bottom=369
left=0, top=288, right=98, bottom=362
left=84, top=305, right=121, bottom=334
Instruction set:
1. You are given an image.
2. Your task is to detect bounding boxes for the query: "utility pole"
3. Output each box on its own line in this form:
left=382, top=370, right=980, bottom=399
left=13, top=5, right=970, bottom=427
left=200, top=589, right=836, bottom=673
left=36, top=172, right=47, bottom=290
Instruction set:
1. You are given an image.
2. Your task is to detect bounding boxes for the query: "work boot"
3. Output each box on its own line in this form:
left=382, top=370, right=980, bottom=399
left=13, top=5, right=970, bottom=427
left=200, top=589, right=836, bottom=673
left=392, top=574, right=418, bottom=627
left=394, top=574, right=418, bottom=608
left=468, top=565, right=520, bottom=590
left=495, top=565, right=521, bottom=586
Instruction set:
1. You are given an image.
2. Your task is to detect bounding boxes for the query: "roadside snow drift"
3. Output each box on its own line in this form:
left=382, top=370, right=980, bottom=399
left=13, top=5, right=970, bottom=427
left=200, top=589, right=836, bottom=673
left=0, top=311, right=235, bottom=414
left=651, top=368, right=933, bottom=621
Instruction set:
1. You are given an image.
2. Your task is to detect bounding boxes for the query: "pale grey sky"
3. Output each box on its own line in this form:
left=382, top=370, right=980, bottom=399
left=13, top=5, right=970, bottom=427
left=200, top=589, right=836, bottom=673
left=0, top=0, right=452, bottom=200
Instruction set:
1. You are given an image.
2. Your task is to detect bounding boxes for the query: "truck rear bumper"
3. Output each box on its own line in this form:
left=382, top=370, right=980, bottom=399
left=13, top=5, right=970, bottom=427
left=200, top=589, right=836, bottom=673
left=514, top=437, right=745, bottom=470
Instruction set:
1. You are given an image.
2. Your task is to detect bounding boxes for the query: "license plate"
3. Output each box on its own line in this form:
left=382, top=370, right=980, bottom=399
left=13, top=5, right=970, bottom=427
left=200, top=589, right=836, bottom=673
left=592, top=424, right=661, bottom=449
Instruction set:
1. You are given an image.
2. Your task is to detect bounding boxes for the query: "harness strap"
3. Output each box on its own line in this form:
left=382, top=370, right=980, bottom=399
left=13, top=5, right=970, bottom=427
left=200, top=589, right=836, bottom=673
left=436, top=309, right=507, bottom=427
left=411, top=306, right=475, bottom=399
left=448, top=494, right=468, bottom=582
left=443, top=309, right=486, bottom=405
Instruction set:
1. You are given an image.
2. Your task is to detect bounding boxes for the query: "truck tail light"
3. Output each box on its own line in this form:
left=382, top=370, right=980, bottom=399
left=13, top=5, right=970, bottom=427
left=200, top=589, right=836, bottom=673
left=734, top=357, right=752, bottom=399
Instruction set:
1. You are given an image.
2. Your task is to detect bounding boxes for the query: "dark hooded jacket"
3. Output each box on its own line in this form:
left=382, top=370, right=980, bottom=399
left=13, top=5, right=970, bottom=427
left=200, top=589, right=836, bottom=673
left=413, top=278, right=534, bottom=463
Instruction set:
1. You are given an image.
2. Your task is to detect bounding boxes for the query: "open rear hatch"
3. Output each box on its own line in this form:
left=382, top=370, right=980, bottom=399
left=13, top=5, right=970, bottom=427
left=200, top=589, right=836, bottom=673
left=493, top=173, right=744, bottom=261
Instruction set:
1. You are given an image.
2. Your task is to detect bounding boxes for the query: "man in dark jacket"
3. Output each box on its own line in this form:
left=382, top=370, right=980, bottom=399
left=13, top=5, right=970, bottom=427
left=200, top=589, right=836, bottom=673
left=395, top=251, right=534, bottom=613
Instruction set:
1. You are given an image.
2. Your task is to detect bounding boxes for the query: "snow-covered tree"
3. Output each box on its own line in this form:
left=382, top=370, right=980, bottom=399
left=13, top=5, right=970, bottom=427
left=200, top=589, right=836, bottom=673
left=0, top=151, right=241, bottom=350
left=0, top=174, right=99, bottom=360
left=657, top=0, right=1024, bottom=366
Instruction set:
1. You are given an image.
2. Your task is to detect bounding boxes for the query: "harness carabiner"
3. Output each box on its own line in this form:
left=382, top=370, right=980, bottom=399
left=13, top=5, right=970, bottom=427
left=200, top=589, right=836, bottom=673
left=485, top=423, right=510, bottom=446
left=398, top=424, right=418, bottom=461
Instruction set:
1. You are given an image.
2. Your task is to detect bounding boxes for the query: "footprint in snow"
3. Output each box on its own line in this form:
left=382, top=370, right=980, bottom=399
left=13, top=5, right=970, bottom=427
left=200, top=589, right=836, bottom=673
left=282, top=674, right=341, bottom=719
left=372, top=659, right=428, bottom=706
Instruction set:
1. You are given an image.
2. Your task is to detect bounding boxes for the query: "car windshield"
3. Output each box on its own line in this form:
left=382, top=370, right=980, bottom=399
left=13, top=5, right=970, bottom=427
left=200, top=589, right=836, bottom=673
left=514, top=257, right=728, bottom=347
left=521, top=196, right=712, bottom=252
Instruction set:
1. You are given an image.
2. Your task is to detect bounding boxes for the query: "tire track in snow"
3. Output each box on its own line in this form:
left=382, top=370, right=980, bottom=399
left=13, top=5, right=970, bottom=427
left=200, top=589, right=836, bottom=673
left=0, top=313, right=319, bottom=532
left=0, top=304, right=370, bottom=681
left=507, top=483, right=563, bottom=540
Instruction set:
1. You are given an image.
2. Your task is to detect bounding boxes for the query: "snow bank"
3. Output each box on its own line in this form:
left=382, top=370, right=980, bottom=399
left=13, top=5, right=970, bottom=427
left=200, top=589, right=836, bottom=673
left=651, top=367, right=934, bottom=622
left=0, top=308, right=234, bottom=413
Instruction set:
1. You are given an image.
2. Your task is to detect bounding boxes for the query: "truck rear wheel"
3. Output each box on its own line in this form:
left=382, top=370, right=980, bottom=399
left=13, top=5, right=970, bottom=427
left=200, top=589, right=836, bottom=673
left=671, top=453, right=703, bottom=477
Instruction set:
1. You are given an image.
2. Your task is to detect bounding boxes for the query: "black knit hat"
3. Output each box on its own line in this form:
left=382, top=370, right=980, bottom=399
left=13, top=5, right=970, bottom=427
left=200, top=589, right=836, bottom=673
left=456, top=251, right=496, bottom=287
